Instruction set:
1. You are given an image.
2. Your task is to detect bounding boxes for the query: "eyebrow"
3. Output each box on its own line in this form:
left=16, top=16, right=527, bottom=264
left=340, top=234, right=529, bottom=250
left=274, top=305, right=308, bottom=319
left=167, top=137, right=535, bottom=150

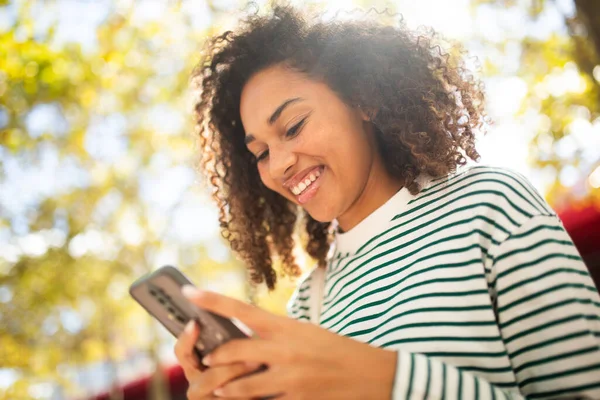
left=244, top=97, right=304, bottom=146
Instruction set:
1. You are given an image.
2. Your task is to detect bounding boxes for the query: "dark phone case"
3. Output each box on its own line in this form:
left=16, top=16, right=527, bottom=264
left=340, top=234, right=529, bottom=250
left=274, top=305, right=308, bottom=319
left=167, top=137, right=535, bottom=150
left=129, top=265, right=250, bottom=361
left=129, top=265, right=276, bottom=399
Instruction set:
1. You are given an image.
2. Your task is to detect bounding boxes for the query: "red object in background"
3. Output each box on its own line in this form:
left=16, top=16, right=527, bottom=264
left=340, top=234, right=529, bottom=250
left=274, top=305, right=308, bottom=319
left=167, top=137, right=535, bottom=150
left=89, top=363, right=188, bottom=400
left=89, top=205, right=600, bottom=400
left=558, top=205, right=600, bottom=256
left=558, top=204, right=600, bottom=289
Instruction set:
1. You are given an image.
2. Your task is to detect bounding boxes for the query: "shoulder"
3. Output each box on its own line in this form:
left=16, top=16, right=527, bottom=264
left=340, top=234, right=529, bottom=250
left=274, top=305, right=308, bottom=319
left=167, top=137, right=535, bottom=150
left=420, top=164, right=555, bottom=216
left=411, top=164, right=557, bottom=238
left=286, top=264, right=319, bottom=320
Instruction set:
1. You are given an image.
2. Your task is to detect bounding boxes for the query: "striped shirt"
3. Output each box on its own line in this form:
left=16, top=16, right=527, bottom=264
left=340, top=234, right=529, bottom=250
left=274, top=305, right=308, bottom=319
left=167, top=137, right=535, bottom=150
left=287, top=165, right=600, bottom=399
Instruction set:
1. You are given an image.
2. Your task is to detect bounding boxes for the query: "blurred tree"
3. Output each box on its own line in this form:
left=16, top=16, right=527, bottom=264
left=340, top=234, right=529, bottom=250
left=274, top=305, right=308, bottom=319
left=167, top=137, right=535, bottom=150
left=473, top=0, right=600, bottom=208
left=0, top=1, right=293, bottom=399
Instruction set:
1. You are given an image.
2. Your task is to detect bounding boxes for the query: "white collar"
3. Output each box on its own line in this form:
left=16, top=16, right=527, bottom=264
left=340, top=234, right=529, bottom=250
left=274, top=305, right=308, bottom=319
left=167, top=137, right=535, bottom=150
left=333, top=174, right=432, bottom=255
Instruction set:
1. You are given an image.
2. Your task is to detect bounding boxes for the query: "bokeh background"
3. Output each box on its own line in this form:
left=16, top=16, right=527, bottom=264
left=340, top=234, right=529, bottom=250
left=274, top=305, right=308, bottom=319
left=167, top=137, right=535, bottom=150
left=1, top=0, right=599, bottom=399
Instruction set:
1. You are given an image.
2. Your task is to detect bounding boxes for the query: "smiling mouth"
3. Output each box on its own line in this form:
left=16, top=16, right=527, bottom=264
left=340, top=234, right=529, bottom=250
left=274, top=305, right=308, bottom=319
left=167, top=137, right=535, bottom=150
left=290, top=168, right=323, bottom=196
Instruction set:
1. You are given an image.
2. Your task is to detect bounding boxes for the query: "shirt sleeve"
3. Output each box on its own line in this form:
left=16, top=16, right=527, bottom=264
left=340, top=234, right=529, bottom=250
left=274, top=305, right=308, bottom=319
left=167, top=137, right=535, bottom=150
left=490, top=214, right=600, bottom=398
left=391, top=215, right=600, bottom=399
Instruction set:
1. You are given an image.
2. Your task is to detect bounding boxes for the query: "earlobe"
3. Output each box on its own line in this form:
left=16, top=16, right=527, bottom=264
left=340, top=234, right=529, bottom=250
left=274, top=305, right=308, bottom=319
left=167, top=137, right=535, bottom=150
left=356, top=104, right=377, bottom=122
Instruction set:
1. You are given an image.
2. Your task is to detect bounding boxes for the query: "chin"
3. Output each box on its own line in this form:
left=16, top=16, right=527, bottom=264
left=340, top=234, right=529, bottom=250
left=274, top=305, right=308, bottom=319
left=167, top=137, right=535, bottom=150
left=302, top=206, right=337, bottom=224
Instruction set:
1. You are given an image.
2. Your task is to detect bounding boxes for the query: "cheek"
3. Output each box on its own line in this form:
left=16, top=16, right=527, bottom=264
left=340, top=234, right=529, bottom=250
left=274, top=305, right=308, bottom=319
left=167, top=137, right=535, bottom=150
left=257, top=166, right=272, bottom=188
left=258, top=166, right=285, bottom=196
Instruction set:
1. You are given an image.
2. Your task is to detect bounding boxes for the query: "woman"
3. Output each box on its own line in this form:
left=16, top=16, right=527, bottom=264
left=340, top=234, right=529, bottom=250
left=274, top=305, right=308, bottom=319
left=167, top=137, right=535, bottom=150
left=174, top=5, right=600, bottom=399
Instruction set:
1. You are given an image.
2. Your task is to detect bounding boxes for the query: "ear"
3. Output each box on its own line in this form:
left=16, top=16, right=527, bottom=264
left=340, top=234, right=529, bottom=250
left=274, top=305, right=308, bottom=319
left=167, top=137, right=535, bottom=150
left=355, top=104, right=378, bottom=122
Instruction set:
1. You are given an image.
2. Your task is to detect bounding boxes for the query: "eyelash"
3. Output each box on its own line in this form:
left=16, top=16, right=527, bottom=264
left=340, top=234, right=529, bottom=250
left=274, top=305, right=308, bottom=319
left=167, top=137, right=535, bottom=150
left=255, top=117, right=307, bottom=163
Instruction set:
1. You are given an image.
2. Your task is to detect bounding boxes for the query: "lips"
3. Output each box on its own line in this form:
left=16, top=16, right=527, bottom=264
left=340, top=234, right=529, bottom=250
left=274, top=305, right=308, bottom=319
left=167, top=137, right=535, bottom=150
left=283, top=165, right=324, bottom=194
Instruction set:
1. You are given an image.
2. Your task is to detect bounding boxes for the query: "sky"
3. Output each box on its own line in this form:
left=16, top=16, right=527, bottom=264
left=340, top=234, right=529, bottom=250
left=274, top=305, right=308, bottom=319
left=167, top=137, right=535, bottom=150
left=1, top=0, right=599, bottom=397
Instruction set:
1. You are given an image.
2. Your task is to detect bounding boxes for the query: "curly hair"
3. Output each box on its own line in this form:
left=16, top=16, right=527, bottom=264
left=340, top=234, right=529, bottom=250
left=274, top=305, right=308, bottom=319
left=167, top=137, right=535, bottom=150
left=191, top=4, right=486, bottom=290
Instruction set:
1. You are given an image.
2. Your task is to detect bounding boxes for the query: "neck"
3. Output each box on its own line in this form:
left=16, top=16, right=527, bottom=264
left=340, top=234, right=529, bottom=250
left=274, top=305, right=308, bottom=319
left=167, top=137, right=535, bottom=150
left=336, top=166, right=404, bottom=233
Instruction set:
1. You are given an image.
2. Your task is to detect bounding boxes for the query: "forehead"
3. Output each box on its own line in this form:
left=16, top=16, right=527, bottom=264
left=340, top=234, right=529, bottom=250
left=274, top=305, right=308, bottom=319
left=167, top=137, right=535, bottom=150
left=239, top=65, right=318, bottom=127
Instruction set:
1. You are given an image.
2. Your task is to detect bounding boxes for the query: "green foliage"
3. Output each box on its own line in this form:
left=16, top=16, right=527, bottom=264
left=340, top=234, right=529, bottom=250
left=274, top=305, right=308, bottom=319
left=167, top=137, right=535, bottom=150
left=472, top=0, right=600, bottom=207
left=0, top=1, right=288, bottom=398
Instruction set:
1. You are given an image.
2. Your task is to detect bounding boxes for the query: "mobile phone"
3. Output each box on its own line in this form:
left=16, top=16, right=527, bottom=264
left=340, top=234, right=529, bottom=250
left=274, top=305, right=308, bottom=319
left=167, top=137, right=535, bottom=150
left=129, top=265, right=253, bottom=365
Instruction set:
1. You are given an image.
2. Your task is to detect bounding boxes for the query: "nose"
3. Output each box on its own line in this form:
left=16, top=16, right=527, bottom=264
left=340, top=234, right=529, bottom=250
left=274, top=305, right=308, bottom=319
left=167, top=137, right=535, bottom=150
left=268, top=144, right=297, bottom=183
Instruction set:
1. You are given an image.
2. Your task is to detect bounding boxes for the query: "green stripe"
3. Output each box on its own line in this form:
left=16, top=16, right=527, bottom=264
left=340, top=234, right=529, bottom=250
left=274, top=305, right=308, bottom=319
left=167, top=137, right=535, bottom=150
left=353, top=201, right=511, bottom=259
left=407, top=352, right=415, bottom=399
left=418, top=350, right=508, bottom=358
left=375, top=335, right=503, bottom=345
left=424, top=356, right=431, bottom=400
left=368, top=322, right=500, bottom=343
left=500, top=297, right=594, bottom=329
left=321, top=286, right=488, bottom=331
left=513, top=346, right=599, bottom=374
left=346, top=305, right=492, bottom=339
left=494, top=237, right=574, bottom=264
left=419, top=177, right=546, bottom=221
left=495, top=253, right=583, bottom=282
left=501, top=221, right=563, bottom=242
left=498, top=283, right=597, bottom=313
left=395, top=188, right=536, bottom=224
left=460, top=365, right=515, bottom=374
left=327, top=252, right=350, bottom=274
left=331, top=209, right=505, bottom=284
left=528, top=381, right=600, bottom=399
left=322, top=254, right=485, bottom=321
left=324, top=225, right=494, bottom=312
left=297, top=283, right=311, bottom=293
left=498, top=267, right=589, bottom=297
left=366, top=320, right=497, bottom=344
left=408, top=172, right=546, bottom=219
left=442, top=362, right=447, bottom=399
left=324, top=232, right=487, bottom=312
left=474, top=374, right=479, bottom=400
left=489, top=382, right=518, bottom=389
left=509, top=330, right=593, bottom=358
left=457, top=363, right=463, bottom=400
left=519, top=362, right=600, bottom=388
left=505, top=315, right=599, bottom=346
left=417, top=167, right=551, bottom=214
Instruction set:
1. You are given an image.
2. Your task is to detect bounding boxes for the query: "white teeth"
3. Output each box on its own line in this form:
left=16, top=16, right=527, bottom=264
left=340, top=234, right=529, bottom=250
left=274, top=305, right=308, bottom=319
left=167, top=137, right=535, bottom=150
left=291, top=168, right=323, bottom=196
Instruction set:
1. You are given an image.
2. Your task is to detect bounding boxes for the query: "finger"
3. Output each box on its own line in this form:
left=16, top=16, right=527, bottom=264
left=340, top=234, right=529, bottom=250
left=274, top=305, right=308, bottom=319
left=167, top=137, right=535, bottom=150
left=182, top=286, right=281, bottom=337
left=186, top=362, right=262, bottom=399
left=175, top=320, right=203, bottom=374
left=203, top=339, right=282, bottom=367
left=213, top=367, right=286, bottom=399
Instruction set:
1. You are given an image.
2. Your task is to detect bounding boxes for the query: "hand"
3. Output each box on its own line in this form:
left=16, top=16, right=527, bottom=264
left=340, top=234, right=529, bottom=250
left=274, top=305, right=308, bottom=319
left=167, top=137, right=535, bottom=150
left=174, top=319, right=263, bottom=399
left=181, top=286, right=397, bottom=400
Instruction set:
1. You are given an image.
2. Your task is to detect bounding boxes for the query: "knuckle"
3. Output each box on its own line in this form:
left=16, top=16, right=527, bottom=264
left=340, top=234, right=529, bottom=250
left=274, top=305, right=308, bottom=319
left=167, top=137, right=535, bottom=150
left=222, top=362, right=247, bottom=380
left=186, top=373, right=211, bottom=399
left=173, top=343, right=183, bottom=359
left=287, top=369, right=303, bottom=390
left=281, top=346, right=298, bottom=363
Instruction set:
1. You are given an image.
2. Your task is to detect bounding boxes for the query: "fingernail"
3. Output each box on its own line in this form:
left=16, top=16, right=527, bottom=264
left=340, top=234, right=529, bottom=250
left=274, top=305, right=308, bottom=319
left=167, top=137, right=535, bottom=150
left=202, top=355, right=212, bottom=366
left=213, top=388, right=225, bottom=397
left=184, top=320, right=195, bottom=334
left=182, top=285, right=198, bottom=298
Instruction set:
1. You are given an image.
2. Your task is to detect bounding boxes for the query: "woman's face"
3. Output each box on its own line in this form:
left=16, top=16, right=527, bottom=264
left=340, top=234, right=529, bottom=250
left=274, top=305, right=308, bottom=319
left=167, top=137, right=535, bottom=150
left=239, top=64, right=389, bottom=227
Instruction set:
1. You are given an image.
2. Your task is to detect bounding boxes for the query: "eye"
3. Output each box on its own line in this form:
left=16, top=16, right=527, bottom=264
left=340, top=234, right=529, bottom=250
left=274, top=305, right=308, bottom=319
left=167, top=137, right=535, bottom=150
left=255, top=149, right=269, bottom=163
left=285, top=116, right=308, bottom=138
